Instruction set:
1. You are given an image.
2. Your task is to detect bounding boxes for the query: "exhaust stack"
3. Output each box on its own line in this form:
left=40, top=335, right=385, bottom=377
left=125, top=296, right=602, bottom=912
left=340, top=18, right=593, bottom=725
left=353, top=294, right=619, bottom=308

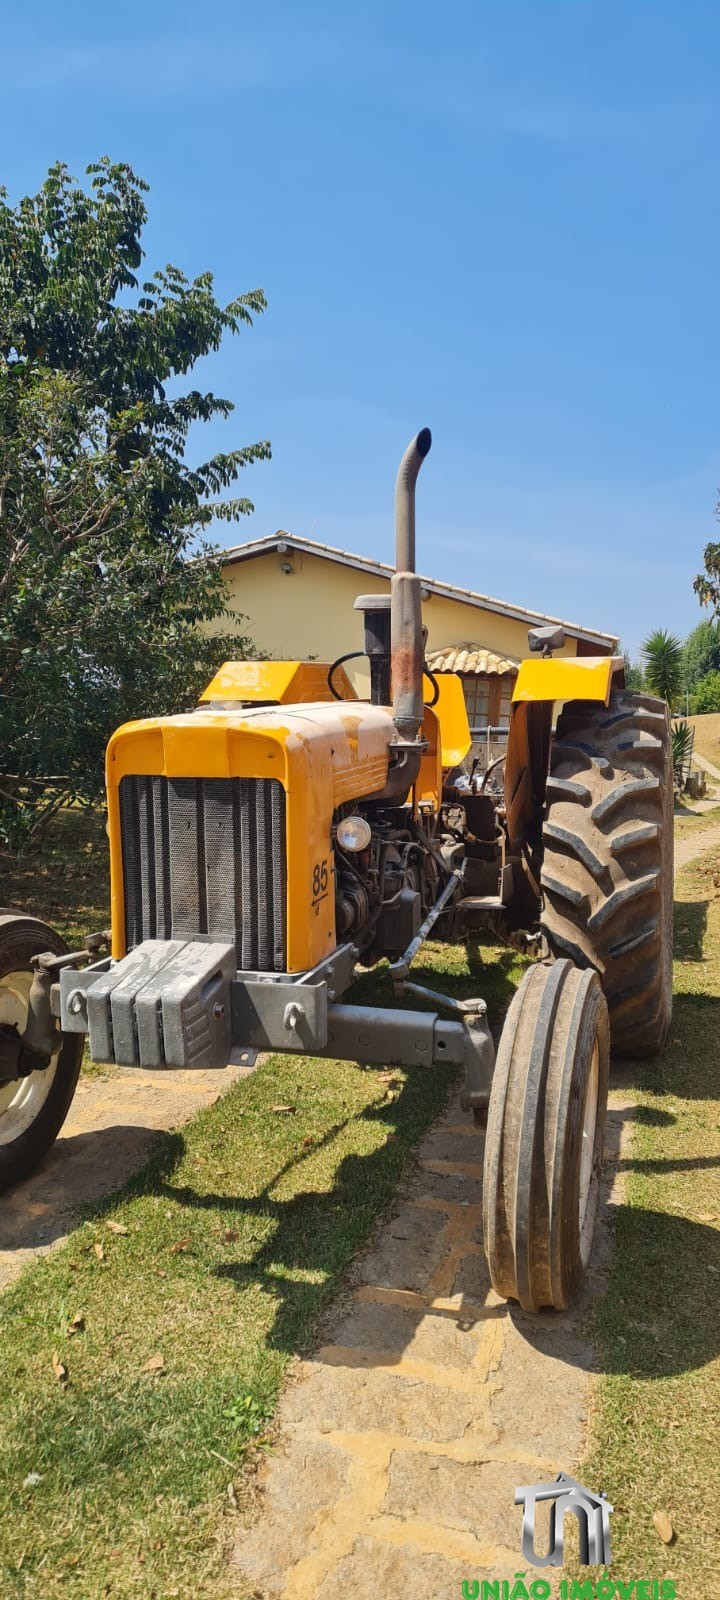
left=391, top=427, right=432, bottom=742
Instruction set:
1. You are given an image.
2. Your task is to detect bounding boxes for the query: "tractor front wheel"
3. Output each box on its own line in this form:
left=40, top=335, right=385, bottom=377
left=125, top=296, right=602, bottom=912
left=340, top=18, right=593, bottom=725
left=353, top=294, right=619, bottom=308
left=0, top=914, right=83, bottom=1191
left=483, top=958, right=609, bottom=1312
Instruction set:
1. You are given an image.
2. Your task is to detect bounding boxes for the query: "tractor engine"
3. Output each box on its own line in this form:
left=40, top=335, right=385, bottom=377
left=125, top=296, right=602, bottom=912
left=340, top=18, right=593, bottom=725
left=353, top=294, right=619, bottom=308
left=332, top=803, right=441, bottom=957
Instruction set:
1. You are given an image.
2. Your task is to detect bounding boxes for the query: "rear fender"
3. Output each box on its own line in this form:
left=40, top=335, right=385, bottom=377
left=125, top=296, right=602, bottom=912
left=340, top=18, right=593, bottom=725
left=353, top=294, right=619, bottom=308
left=505, top=655, right=624, bottom=854
left=512, top=654, right=624, bottom=707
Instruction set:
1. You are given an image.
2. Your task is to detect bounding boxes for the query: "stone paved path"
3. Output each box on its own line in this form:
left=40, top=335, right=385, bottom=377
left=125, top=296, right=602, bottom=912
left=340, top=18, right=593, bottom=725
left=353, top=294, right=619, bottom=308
left=233, top=819, right=720, bottom=1598
left=234, top=1085, right=624, bottom=1599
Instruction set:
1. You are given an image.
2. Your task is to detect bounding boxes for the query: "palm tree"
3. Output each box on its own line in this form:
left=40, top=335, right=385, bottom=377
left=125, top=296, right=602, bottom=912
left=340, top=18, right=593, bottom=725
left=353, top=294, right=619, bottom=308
left=641, top=629, right=683, bottom=709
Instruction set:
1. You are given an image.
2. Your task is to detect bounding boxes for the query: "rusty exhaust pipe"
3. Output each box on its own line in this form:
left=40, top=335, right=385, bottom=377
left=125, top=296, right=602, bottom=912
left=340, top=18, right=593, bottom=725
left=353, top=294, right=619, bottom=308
left=391, top=427, right=432, bottom=743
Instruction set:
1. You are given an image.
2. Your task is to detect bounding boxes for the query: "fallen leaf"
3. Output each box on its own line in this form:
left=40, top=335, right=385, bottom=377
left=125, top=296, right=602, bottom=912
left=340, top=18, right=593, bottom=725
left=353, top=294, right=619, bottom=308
left=93, top=1243, right=105, bottom=1262
left=157, top=1270, right=167, bottom=1279
left=227, top=1481, right=238, bottom=1510
left=302, top=1135, right=314, bottom=1148
left=653, top=1509, right=675, bottom=1544
left=140, top=1353, right=165, bottom=1375
left=698, top=1211, right=718, bottom=1223
left=52, top=1352, right=68, bottom=1385
left=106, top=1221, right=129, bottom=1236
left=67, top=1313, right=85, bottom=1336
left=168, top=1236, right=190, bottom=1255
left=272, top=1104, right=296, bottom=1114
left=222, top=1229, right=239, bottom=1243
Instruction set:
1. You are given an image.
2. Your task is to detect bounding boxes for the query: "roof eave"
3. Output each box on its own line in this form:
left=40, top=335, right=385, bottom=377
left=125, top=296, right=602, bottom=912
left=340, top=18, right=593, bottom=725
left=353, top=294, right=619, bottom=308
left=218, top=532, right=618, bottom=651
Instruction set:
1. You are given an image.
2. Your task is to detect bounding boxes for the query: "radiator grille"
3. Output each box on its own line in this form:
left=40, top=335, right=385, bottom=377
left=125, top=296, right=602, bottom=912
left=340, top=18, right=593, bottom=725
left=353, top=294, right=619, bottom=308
left=119, top=776, right=287, bottom=970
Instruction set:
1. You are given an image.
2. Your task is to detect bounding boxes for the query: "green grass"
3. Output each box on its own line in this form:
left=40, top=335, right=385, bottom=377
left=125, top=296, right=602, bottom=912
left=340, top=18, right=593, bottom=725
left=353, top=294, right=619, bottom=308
left=0, top=806, right=526, bottom=1598
left=580, top=846, right=720, bottom=1594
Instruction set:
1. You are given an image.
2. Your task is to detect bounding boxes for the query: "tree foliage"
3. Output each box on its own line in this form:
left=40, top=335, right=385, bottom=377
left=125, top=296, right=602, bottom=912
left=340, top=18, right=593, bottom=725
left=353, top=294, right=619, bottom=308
left=694, top=531, right=720, bottom=616
left=641, top=629, right=683, bottom=709
left=621, top=648, right=645, bottom=691
left=0, top=159, right=268, bottom=850
left=689, top=669, right=720, bottom=716
left=681, top=619, right=720, bottom=692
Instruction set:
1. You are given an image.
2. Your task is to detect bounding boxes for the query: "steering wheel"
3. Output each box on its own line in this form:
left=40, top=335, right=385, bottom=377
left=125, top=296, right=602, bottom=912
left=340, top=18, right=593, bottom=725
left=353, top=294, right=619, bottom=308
left=327, top=654, right=441, bottom=707
left=327, top=652, right=364, bottom=700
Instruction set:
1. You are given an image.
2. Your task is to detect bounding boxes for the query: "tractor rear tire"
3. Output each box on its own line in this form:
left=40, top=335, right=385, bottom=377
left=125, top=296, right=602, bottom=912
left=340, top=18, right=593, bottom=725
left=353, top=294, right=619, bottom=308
left=540, top=690, right=673, bottom=1058
left=0, top=914, right=83, bottom=1191
left=483, top=959, right=609, bottom=1312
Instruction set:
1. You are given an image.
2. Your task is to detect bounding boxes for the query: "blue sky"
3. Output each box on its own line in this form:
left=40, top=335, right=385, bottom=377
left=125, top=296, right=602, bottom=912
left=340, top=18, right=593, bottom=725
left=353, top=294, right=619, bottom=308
left=3, top=0, right=718, bottom=656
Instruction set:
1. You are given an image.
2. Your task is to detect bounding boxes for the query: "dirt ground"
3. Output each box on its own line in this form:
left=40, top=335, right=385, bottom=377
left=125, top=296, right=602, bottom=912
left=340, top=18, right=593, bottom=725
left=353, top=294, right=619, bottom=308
left=675, top=817, right=720, bottom=869
left=688, top=712, right=720, bottom=782
left=0, top=1061, right=253, bottom=1291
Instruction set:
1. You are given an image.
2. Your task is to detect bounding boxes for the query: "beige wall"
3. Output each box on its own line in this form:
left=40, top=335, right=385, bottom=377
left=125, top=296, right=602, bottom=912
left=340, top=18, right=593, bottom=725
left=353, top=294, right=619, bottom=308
left=216, top=549, right=580, bottom=693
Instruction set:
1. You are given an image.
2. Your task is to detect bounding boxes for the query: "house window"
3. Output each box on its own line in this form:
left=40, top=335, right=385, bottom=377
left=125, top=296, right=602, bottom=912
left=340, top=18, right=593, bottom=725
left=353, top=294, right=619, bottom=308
left=498, top=677, right=514, bottom=728
left=461, top=675, right=490, bottom=731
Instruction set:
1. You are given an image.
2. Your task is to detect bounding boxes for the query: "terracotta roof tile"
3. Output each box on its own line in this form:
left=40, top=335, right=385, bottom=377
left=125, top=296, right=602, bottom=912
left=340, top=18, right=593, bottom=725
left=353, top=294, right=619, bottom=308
left=426, top=642, right=520, bottom=676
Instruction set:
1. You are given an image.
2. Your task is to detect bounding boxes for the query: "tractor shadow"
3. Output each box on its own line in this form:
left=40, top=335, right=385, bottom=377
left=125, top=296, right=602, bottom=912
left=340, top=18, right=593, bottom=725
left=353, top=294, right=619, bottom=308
left=157, top=941, right=525, bottom=1357
left=158, top=939, right=719, bottom=1390
left=0, top=1123, right=167, bottom=1281
left=673, top=896, right=708, bottom=962
left=507, top=1092, right=720, bottom=1382
left=179, top=1056, right=720, bottom=1391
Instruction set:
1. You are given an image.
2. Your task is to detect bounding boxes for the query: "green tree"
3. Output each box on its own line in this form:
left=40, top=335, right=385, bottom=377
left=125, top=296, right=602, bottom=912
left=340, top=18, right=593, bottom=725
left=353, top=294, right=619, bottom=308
left=694, top=528, right=720, bottom=615
left=620, top=647, right=645, bottom=691
left=681, top=618, right=720, bottom=691
left=689, top=670, right=720, bottom=715
left=641, top=628, right=683, bottom=709
left=0, top=159, right=268, bottom=850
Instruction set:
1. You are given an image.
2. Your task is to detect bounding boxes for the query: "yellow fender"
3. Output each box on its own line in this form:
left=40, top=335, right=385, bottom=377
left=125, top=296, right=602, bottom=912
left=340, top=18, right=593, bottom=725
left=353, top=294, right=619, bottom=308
left=423, top=670, right=472, bottom=769
left=506, top=655, right=625, bottom=855
left=512, top=654, right=625, bottom=706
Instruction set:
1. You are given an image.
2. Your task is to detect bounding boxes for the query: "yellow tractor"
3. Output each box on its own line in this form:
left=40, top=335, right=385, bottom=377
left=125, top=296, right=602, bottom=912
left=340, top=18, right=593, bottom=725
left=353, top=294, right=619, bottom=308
left=0, top=430, right=673, bottom=1311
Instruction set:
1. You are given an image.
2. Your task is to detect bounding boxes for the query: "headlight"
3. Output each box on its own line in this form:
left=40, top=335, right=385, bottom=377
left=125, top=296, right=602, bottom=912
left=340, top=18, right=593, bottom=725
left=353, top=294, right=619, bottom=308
left=335, top=815, right=372, bottom=852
